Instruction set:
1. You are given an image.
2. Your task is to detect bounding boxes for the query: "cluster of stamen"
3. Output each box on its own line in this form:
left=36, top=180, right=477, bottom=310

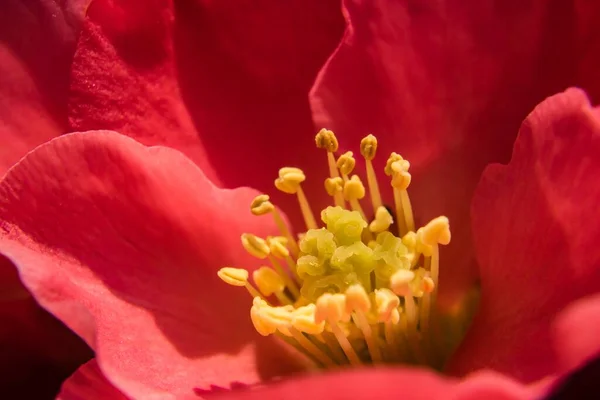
left=218, top=129, right=451, bottom=368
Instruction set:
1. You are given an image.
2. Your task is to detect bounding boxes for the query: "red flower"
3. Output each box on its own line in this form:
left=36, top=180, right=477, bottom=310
left=2, top=0, right=600, bottom=399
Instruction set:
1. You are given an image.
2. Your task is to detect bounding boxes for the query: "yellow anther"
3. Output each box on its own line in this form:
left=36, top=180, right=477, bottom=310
left=345, top=285, right=371, bottom=314
left=324, top=177, right=344, bottom=196
left=343, top=175, right=366, bottom=200
left=217, top=267, right=248, bottom=287
left=315, top=293, right=349, bottom=324
left=241, top=233, right=270, bottom=259
left=384, top=152, right=404, bottom=176
left=336, top=151, right=356, bottom=176
left=385, top=153, right=414, bottom=234
left=360, top=134, right=378, bottom=161
left=250, top=194, right=274, bottom=215
left=267, top=237, right=290, bottom=258
left=374, top=288, right=400, bottom=322
left=315, top=128, right=339, bottom=152
left=260, top=304, right=294, bottom=336
left=423, top=276, right=435, bottom=293
left=415, top=229, right=434, bottom=257
left=369, top=206, right=394, bottom=233
left=251, top=305, right=275, bottom=336
left=291, top=304, right=325, bottom=335
left=390, top=160, right=412, bottom=190
left=402, top=231, right=417, bottom=249
left=253, top=267, right=285, bottom=296
left=420, top=216, right=451, bottom=246
left=390, top=269, right=415, bottom=296
left=275, top=167, right=306, bottom=194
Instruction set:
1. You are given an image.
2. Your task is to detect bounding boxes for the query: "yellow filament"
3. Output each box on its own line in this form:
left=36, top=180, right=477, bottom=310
left=296, top=185, right=318, bottom=230
left=320, top=333, right=348, bottom=364
left=360, top=135, right=383, bottom=214
left=245, top=283, right=264, bottom=300
left=419, top=293, right=432, bottom=336
left=384, top=319, right=402, bottom=361
left=269, top=255, right=301, bottom=299
left=284, top=254, right=301, bottom=281
left=327, top=153, right=345, bottom=207
left=365, top=160, right=382, bottom=213
left=325, top=177, right=345, bottom=208
left=403, top=295, right=427, bottom=364
left=392, top=187, right=408, bottom=235
left=330, top=322, right=362, bottom=366
left=400, top=190, right=415, bottom=232
left=272, top=209, right=300, bottom=257
left=289, top=328, right=336, bottom=367
left=352, top=312, right=382, bottom=363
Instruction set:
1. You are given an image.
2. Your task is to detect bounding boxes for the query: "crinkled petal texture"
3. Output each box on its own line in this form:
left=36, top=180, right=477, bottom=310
left=68, top=0, right=344, bottom=224
left=449, top=88, right=600, bottom=382
left=0, top=0, right=91, bottom=174
left=0, top=131, right=307, bottom=398
left=309, top=0, right=600, bottom=305
left=212, top=368, right=535, bottom=400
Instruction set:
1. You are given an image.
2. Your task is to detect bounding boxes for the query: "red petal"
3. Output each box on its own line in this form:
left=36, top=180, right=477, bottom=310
left=58, top=359, right=128, bottom=400
left=0, top=0, right=90, bottom=175
left=553, top=293, right=600, bottom=374
left=68, top=0, right=344, bottom=224
left=309, top=0, right=600, bottom=305
left=0, top=131, right=306, bottom=398
left=449, top=88, right=600, bottom=381
left=214, top=368, right=534, bottom=400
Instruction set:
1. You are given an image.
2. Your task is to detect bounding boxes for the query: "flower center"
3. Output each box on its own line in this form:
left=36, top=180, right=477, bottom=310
left=218, top=129, right=460, bottom=369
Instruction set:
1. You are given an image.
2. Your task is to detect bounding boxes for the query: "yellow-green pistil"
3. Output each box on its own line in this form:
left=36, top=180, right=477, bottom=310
left=218, top=130, right=452, bottom=368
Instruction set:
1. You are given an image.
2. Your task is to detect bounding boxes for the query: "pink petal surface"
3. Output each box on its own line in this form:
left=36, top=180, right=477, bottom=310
left=68, top=0, right=345, bottom=226
left=309, top=0, right=600, bottom=305
left=0, top=131, right=306, bottom=398
left=213, top=368, right=534, bottom=400
left=58, top=359, right=128, bottom=400
left=553, top=293, right=600, bottom=374
left=0, top=0, right=91, bottom=175
left=449, top=88, right=600, bottom=382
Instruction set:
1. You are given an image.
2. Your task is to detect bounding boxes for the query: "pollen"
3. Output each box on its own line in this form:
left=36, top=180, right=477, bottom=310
left=218, top=130, right=456, bottom=370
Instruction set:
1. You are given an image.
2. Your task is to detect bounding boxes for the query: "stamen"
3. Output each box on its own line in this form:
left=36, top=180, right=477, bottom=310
left=342, top=175, right=368, bottom=221
left=275, top=167, right=317, bottom=230
left=268, top=255, right=301, bottom=299
left=316, top=129, right=345, bottom=207
left=251, top=194, right=300, bottom=257
left=360, top=135, right=383, bottom=215
left=324, top=177, right=345, bottom=208
left=369, top=206, right=393, bottom=233
left=267, top=236, right=300, bottom=282
left=218, top=267, right=263, bottom=300
left=346, top=285, right=382, bottom=362
left=385, top=153, right=415, bottom=234
left=241, top=233, right=270, bottom=259
left=375, top=289, right=402, bottom=360
left=417, top=217, right=451, bottom=336
left=315, top=294, right=362, bottom=366
left=336, top=151, right=356, bottom=178
left=219, top=129, right=461, bottom=372
left=253, top=266, right=293, bottom=305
